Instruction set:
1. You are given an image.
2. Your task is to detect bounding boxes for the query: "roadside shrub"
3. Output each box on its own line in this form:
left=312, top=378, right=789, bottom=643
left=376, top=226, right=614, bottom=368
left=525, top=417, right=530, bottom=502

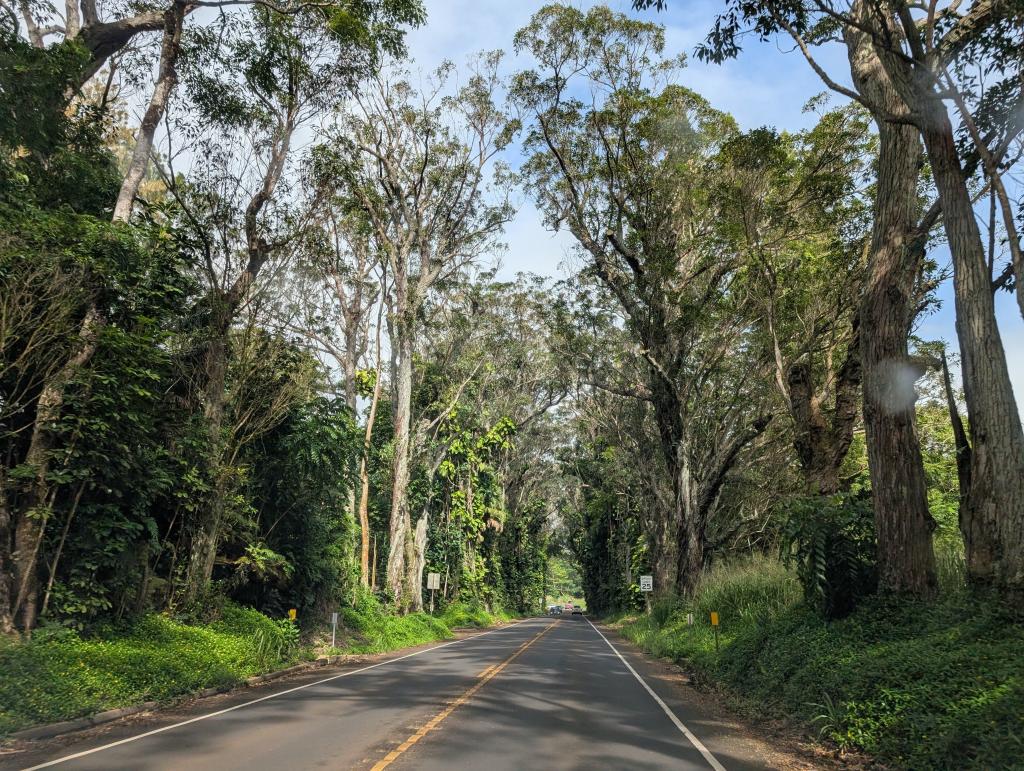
left=340, top=593, right=451, bottom=654
left=781, top=488, right=877, bottom=619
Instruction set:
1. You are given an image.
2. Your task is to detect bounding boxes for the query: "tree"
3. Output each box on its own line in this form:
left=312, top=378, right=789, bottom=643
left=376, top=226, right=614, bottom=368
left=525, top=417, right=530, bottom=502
left=11, top=0, right=424, bottom=100
left=677, top=0, right=1024, bottom=602
left=513, top=5, right=771, bottom=595
left=163, top=6, right=373, bottom=602
left=716, top=113, right=872, bottom=497
left=284, top=187, right=387, bottom=586
left=321, top=56, right=516, bottom=610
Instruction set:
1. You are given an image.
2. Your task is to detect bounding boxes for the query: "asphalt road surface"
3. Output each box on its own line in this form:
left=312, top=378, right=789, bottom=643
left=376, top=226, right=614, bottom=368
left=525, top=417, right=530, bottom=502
left=9, top=617, right=776, bottom=771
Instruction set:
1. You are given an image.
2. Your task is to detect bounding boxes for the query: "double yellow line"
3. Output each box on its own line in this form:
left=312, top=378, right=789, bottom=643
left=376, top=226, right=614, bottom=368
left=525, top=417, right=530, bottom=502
left=370, top=622, right=555, bottom=770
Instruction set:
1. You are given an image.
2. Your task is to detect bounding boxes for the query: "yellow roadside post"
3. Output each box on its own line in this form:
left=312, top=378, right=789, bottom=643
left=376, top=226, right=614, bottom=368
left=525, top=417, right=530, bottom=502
left=710, top=612, right=720, bottom=652
left=288, top=608, right=297, bottom=622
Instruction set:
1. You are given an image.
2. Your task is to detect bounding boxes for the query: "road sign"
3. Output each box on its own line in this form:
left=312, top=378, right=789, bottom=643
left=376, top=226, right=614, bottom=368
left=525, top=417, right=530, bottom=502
left=330, top=612, right=339, bottom=649
left=710, top=611, right=719, bottom=626
left=427, top=572, right=441, bottom=614
left=639, top=575, right=653, bottom=592
left=288, top=608, right=297, bottom=621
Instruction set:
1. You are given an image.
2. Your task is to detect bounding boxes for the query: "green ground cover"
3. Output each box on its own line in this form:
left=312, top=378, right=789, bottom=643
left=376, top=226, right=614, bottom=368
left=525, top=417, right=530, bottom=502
left=615, top=555, right=1023, bottom=770
left=0, top=597, right=509, bottom=737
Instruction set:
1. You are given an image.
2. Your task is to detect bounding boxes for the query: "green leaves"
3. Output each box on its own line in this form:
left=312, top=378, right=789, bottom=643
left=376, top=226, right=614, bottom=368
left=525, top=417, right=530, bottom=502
left=781, top=488, right=878, bottom=619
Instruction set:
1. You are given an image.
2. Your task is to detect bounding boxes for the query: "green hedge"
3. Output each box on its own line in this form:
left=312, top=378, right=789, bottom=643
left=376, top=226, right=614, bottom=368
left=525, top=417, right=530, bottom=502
left=617, top=557, right=1024, bottom=769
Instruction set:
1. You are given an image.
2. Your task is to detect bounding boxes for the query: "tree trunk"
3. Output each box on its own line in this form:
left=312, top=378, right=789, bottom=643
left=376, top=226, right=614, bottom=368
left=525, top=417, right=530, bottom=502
left=182, top=327, right=229, bottom=605
left=0, top=469, right=13, bottom=635
left=786, top=345, right=861, bottom=497
left=11, top=305, right=103, bottom=631
left=354, top=309, right=382, bottom=585
left=940, top=350, right=972, bottom=509
left=111, top=1, right=184, bottom=222
left=676, top=514, right=704, bottom=597
left=357, top=355, right=383, bottom=586
left=846, top=18, right=937, bottom=597
left=406, top=510, right=429, bottom=613
left=385, top=323, right=414, bottom=607
left=916, top=93, right=1024, bottom=600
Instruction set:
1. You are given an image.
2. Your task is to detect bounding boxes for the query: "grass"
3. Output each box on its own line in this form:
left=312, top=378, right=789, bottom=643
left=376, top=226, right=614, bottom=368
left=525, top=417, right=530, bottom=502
left=0, top=597, right=511, bottom=737
left=336, top=596, right=510, bottom=655
left=0, top=603, right=300, bottom=737
left=614, top=552, right=1024, bottom=770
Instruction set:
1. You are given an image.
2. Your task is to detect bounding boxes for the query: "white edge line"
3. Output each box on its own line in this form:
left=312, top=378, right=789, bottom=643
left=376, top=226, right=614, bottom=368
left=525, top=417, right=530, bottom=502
left=21, top=618, right=532, bottom=771
left=585, top=617, right=727, bottom=771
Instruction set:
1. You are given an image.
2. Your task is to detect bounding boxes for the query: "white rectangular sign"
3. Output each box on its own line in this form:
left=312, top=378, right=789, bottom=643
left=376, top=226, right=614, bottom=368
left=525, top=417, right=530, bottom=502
left=639, top=575, right=653, bottom=592
left=331, top=612, right=339, bottom=625
left=427, top=572, right=441, bottom=590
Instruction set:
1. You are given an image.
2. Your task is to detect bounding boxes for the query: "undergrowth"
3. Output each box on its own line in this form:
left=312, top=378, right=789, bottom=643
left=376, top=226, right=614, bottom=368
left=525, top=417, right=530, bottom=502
left=615, top=551, right=1024, bottom=770
left=0, top=603, right=300, bottom=736
left=1, top=597, right=510, bottom=737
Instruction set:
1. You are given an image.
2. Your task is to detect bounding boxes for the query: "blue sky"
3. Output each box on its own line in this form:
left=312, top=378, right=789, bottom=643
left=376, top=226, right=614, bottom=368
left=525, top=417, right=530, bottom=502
left=403, top=0, right=1023, bottom=407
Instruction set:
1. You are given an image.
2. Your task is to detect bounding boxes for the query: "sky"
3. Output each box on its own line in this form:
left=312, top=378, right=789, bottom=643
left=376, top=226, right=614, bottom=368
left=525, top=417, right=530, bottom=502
left=402, top=0, right=1024, bottom=409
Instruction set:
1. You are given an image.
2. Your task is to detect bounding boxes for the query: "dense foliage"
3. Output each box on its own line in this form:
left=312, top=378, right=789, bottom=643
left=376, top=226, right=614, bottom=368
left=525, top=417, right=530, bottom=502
left=617, top=557, right=1023, bottom=770
left=2, top=0, right=1022, bottom=765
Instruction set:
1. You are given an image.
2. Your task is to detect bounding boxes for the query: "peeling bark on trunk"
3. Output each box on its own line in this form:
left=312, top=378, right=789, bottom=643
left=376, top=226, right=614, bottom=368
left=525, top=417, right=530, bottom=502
left=407, top=511, right=429, bottom=613
left=846, top=16, right=937, bottom=598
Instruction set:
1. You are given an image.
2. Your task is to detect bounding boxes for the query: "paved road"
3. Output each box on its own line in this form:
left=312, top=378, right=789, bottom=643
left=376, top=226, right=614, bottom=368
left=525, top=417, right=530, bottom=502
left=9, top=617, right=773, bottom=771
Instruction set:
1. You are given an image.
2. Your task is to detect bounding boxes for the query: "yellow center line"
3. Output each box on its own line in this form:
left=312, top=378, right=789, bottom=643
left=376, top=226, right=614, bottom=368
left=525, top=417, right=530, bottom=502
left=370, top=622, right=555, bottom=771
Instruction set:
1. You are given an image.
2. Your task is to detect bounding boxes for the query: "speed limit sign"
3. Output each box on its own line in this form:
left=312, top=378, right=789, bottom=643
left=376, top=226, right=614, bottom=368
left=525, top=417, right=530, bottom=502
left=639, top=575, right=653, bottom=592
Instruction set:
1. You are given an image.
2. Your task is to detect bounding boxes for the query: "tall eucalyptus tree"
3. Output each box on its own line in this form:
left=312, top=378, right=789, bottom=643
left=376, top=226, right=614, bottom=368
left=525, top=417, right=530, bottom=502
left=322, top=56, right=516, bottom=610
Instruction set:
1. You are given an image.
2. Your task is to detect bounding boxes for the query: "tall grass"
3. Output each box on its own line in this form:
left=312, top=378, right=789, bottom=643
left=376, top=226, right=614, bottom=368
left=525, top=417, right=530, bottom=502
left=623, top=555, right=800, bottom=662
left=935, top=537, right=966, bottom=595
left=336, top=594, right=510, bottom=654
